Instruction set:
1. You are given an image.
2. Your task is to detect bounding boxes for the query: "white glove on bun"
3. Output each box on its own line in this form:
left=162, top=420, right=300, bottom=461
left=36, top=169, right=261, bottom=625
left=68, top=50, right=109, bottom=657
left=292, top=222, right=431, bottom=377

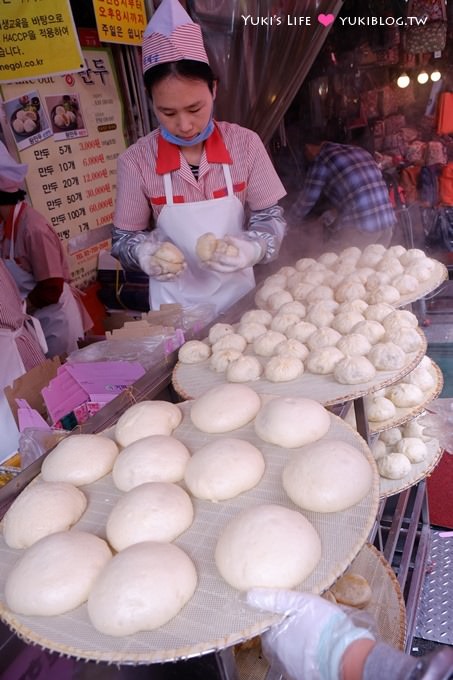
left=200, top=234, right=265, bottom=273
left=136, top=240, right=185, bottom=280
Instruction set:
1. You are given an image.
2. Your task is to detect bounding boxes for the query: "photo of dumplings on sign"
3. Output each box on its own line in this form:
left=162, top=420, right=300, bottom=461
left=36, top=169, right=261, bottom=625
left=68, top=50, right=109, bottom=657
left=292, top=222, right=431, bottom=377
left=45, top=93, right=88, bottom=141
left=5, top=92, right=52, bottom=151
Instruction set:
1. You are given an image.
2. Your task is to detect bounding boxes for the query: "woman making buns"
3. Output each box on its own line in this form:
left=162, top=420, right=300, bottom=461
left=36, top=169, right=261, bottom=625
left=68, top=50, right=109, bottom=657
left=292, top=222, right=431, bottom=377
left=111, top=0, right=286, bottom=315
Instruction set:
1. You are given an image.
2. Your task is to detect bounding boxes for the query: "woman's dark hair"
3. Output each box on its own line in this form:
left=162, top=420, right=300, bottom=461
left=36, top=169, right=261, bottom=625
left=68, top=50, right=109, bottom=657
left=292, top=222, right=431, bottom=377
left=144, top=60, right=217, bottom=96
left=0, top=189, right=26, bottom=205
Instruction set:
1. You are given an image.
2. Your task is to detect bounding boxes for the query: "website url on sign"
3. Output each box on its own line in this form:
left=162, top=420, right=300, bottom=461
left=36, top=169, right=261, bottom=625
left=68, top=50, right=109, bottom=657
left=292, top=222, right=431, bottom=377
left=339, top=16, right=428, bottom=26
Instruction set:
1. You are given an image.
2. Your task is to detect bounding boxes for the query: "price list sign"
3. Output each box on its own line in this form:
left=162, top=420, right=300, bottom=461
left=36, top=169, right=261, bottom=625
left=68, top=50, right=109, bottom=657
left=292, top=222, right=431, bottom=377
left=0, top=49, right=127, bottom=287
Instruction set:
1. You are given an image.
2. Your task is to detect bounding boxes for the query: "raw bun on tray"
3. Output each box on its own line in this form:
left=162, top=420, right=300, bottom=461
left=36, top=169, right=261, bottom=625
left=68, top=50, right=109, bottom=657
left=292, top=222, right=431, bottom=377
left=282, top=440, right=373, bottom=512
left=178, top=340, right=211, bottom=364
left=210, top=348, right=243, bottom=372
left=377, top=453, right=411, bottom=480
left=106, top=482, right=194, bottom=550
left=5, top=531, right=112, bottom=616
left=212, top=333, right=247, bottom=353
left=41, top=434, right=119, bottom=486
left=387, top=383, right=424, bottom=408
left=334, top=356, right=376, bottom=385
left=366, top=396, right=396, bottom=422
left=3, top=481, right=87, bottom=549
left=305, top=347, right=344, bottom=375
left=215, top=504, right=321, bottom=590
left=114, top=401, right=182, bottom=447
left=226, top=355, right=263, bottom=382
left=395, top=437, right=428, bottom=463
left=87, top=542, right=197, bottom=635
left=184, top=438, right=265, bottom=501
left=254, top=396, right=330, bottom=448
left=264, top=355, right=304, bottom=382
left=208, top=323, right=234, bottom=344
left=367, top=342, right=406, bottom=371
left=190, top=383, right=261, bottom=433
left=112, top=435, right=190, bottom=491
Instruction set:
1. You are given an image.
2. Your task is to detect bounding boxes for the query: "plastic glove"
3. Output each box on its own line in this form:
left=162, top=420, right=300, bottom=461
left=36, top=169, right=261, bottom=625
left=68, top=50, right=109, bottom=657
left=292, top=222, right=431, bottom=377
left=246, top=588, right=375, bottom=680
left=135, top=240, right=185, bottom=281
left=205, top=235, right=265, bottom=273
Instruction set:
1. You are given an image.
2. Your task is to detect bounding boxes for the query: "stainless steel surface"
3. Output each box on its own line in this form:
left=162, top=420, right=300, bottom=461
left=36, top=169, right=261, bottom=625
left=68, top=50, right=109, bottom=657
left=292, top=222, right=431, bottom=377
left=415, top=530, right=453, bottom=646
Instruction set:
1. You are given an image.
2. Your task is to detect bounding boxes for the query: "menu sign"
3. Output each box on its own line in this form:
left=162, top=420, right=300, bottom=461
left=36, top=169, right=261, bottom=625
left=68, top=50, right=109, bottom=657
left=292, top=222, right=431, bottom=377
left=0, top=0, right=84, bottom=83
left=0, top=49, right=127, bottom=287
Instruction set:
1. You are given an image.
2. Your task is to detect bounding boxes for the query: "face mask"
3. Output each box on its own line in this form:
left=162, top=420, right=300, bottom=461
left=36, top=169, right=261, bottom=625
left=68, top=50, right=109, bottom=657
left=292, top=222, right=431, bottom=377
left=159, top=117, right=214, bottom=147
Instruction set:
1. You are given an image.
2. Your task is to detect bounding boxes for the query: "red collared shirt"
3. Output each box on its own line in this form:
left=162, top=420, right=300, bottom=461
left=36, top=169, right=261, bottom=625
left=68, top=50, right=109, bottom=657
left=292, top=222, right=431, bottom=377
left=113, top=121, right=286, bottom=232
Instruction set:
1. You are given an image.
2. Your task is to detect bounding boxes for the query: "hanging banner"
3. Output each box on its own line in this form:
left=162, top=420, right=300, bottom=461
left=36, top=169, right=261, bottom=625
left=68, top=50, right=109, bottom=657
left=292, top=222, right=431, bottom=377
left=0, top=49, right=127, bottom=288
left=93, top=0, right=147, bottom=46
left=0, top=0, right=84, bottom=83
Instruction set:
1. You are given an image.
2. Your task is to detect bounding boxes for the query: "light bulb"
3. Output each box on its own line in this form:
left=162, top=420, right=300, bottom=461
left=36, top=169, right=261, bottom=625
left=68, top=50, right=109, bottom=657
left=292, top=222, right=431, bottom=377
left=417, top=70, right=429, bottom=84
left=431, top=70, right=441, bottom=82
left=397, top=73, right=410, bottom=89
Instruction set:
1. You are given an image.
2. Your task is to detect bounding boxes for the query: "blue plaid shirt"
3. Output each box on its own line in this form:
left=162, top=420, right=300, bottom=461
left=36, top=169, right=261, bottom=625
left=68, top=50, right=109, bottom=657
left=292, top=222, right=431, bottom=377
left=293, top=143, right=396, bottom=233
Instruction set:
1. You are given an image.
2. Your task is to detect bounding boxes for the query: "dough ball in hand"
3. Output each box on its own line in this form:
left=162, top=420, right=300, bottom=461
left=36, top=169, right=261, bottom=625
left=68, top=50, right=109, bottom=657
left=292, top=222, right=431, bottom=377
left=87, top=542, right=197, bottom=635
left=215, top=504, right=321, bottom=590
left=254, top=396, right=330, bottom=448
left=5, top=531, right=112, bottom=616
left=153, top=242, right=185, bottom=274
left=196, top=232, right=217, bottom=261
left=3, top=481, right=87, bottom=549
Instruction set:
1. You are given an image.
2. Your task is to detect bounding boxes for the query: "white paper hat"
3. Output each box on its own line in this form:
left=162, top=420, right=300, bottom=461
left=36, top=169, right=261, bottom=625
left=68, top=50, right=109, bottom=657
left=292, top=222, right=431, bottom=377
left=142, top=0, right=209, bottom=76
left=0, top=142, right=28, bottom=192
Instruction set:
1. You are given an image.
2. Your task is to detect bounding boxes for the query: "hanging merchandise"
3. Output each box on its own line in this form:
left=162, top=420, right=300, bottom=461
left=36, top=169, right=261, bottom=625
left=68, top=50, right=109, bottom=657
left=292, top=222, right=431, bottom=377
left=405, top=0, right=447, bottom=54
left=439, top=163, right=453, bottom=205
left=436, top=92, right=453, bottom=135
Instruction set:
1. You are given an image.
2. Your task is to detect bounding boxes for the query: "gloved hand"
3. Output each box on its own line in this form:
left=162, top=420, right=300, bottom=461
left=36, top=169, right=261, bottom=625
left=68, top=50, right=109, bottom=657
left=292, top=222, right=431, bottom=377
left=135, top=240, right=185, bottom=281
left=246, top=588, right=375, bottom=680
left=205, top=235, right=265, bottom=273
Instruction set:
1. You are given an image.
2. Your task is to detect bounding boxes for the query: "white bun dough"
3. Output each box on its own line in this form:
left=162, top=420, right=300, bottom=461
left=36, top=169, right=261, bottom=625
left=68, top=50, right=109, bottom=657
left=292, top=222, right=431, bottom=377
left=270, top=313, right=300, bottom=334
left=305, top=307, right=334, bottom=328
left=392, top=274, right=418, bottom=295
left=267, top=290, right=294, bottom=312
left=106, top=482, right=193, bottom=550
left=226, top=355, right=263, bottom=382
left=363, top=303, right=394, bottom=323
left=367, top=285, right=400, bottom=305
left=115, top=401, right=182, bottom=447
left=275, top=339, right=309, bottom=361
left=351, top=320, right=386, bottom=345
left=399, top=248, right=426, bottom=265
left=379, top=427, right=403, bottom=446
left=264, top=355, right=304, bottom=382
left=87, top=542, right=197, bottom=635
left=278, top=301, right=307, bottom=317
left=239, top=309, right=272, bottom=326
left=305, top=285, right=334, bottom=303
left=387, top=383, right=425, bottom=408
left=286, top=321, right=317, bottom=343
left=282, top=439, right=373, bottom=512
left=331, top=312, right=365, bottom=335
left=153, top=242, right=185, bottom=274
left=405, top=261, right=434, bottom=282
left=41, top=434, right=119, bottom=486
left=366, top=396, right=396, bottom=422
left=377, top=453, right=411, bottom=480
left=337, top=299, right=368, bottom=315
left=212, top=333, right=247, bottom=353
left=382, top=309, right=418, bottom=331
left=406, top=366, right=435, bottom=391
left=306, top=347, right=344, bottom=375
left=403, top=419, right=426, bottom=440
left=371, top=439, right=387, bottom=460
left=190, top=384, right=261, bottom=433
left=335, top=281, right=366, bottom=303
left=5, top=531, right=112, bottom=616
left=112, top=435, right=190, bottom=491
left=215, top=504, right=321, bottom=590
left=210, top=348, right=243, bottom=372
left=384, top=327, right=424, bottom=353
left=337, top=334, right=372, bottom=357
left=395, top=437, right=428, bottom=463
left=184, top=438, right=265, bottom=501
left=3, top=481, right=87, bottom=549
left=318, top=251, right=339, bottom=266
left=237, top=321, right=268, bottom=343
left=306, top=327, right=341, bottom=351
left=367, top=342, right=407, bottom=371
left=178, top=340, right=211, bottom=364
left=208, top=323, right=235, bottom=344
left=253, top=331, right=287, bottom=357
left=334, top=356, right=376, bottom=385
left=254, top=396, right=330, bottom=448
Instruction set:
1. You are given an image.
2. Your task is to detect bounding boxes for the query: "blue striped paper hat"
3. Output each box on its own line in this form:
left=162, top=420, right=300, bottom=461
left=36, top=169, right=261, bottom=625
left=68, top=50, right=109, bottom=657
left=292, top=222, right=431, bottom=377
left=142, top=0, right=209, bottom=75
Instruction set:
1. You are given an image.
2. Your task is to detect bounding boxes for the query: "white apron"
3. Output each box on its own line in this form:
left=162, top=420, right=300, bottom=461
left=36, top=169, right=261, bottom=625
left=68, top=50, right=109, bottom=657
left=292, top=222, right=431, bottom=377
left=5, top=203, right=84, bottom=357
left=0, top=327, right=25, bottom=459
left=150, top=164, right=255, bottom=315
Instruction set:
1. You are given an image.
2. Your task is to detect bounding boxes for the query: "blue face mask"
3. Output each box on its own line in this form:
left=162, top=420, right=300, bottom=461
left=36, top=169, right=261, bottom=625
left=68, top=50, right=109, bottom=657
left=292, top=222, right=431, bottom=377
left=159, top=117, right=214, bottom=147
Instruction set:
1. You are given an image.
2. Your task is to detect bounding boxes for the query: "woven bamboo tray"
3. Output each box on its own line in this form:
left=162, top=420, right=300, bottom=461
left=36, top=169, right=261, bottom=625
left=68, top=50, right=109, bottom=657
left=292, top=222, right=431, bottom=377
left=172, top=329, right=427, bottom=407
left=0, top=402, right=379, bottom=665
left=345, top=360, right=443, bottom=435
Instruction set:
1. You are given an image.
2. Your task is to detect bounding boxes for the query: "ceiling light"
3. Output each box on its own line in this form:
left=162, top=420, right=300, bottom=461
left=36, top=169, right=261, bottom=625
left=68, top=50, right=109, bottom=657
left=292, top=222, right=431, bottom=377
left=430, top=69, right=441, bottom=82
left=397, top=73, right=410, bottom=88
left=417, top=70, right=429, bottom=84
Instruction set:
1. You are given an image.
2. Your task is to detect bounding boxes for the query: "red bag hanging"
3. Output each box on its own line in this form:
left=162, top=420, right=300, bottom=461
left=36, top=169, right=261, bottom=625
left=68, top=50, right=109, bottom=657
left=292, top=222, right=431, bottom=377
left=439, top=163, right=453, bottom=205
left=437, top=92, right=453, bottom=135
